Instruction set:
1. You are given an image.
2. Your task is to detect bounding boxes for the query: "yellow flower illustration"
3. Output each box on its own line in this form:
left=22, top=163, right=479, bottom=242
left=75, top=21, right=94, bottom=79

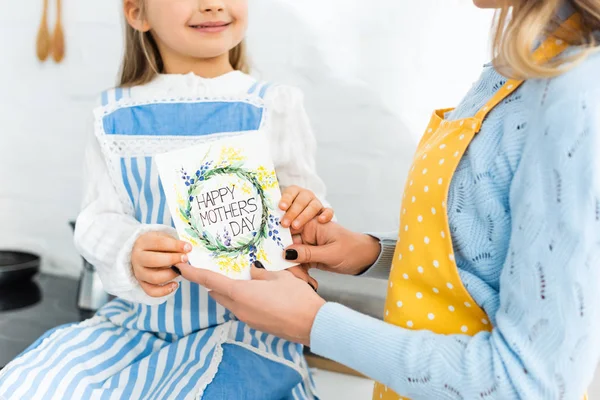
left=240, top=182, right=253, bottom=195
left=255, top=166, right=277, bottom=190
left=175, top=186, right=185, bottom=206
left=256, top=248, right=270, bottom=264
left=218, top=147, right=245, bottom=165
left=215, top=254, right=247, bottom=275
left=175, top=188, right=189, bottom=224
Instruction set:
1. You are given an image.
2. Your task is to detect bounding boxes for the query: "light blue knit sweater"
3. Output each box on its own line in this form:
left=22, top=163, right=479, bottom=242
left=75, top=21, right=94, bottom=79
left=310, top=40, right=600, bottom=400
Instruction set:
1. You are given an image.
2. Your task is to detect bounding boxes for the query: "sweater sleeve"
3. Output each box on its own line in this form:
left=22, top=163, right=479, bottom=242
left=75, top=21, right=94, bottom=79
left=264, top=86, right=330, bottom=208
left=359, top=232, right=397, bottom=280
left=311, top=90, right=600, bottom=399
left=74, top=131, right=178, bottom=306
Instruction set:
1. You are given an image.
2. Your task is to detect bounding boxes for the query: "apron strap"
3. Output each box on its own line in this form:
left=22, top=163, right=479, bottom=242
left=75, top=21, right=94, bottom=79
left=101, top=87, right=131, bottom=106
left=247, top=81, right=278, bottom=99
left=472, top=13, right=583, bottom=132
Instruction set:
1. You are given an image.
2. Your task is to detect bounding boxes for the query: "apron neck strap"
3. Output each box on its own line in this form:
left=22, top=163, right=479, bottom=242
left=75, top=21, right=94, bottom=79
left=472, top=13, right=583, bottom=131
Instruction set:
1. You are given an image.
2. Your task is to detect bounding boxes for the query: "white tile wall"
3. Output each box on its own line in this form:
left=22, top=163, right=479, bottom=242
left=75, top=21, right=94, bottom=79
left=0, top=1, right=124, bottom=276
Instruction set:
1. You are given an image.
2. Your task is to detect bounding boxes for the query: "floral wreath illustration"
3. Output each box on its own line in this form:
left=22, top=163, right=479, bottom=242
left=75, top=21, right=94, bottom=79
left=176, top=147, right=284, bottom=272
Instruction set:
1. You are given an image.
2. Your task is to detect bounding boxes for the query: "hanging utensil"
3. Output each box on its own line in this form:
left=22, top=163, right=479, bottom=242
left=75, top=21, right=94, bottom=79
left=35, top=0, right=51, bottom=61
left=52, top=0, right=65, bottom=63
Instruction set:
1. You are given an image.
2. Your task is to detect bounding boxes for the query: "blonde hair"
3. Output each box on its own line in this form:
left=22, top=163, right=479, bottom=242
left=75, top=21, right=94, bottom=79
left=492, top=0, right=600, bottom=79
left=119, top=1, right=249, bottom=88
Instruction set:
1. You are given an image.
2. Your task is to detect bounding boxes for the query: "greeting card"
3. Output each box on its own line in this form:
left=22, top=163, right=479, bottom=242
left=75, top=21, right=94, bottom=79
left=156, top=133, right=293, bottom=279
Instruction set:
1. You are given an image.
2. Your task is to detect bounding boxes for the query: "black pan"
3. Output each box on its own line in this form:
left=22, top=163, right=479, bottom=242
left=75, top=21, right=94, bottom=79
left=0, top=280, right=41, bottom=311
left=0, top=251, right=40, bottom=287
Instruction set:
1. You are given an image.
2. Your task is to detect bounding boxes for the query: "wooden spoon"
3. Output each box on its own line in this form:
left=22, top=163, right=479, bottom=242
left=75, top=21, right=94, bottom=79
left=36, top=0, right=51, bottom=61
left=52, top=0, right=65, bottom=63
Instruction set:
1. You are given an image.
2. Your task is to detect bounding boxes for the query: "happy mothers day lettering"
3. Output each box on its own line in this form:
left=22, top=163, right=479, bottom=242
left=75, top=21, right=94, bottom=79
left=194, top=185, right=259, bottom=237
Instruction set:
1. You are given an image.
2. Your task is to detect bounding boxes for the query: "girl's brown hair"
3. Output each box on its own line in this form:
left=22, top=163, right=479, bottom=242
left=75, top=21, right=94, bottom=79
left=492, top=0, right=600, bottom=78
left=119, top=1, right=249, bottom=88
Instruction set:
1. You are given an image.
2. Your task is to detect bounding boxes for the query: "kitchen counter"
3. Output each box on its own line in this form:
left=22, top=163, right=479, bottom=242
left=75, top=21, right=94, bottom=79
left=0, top=274, right=80, bottom=369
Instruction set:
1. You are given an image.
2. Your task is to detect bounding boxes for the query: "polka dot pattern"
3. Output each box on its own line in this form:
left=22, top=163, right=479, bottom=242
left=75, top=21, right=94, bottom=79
left=379, top=106, right=496, bottom=400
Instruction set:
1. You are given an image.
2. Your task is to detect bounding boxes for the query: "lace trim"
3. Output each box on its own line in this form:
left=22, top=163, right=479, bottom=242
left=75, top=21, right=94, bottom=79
left=299, top=352, right=320, bottom=399
left=98, top=132, right=255, bottom=158
left=194, top=322, right=230, bottom=399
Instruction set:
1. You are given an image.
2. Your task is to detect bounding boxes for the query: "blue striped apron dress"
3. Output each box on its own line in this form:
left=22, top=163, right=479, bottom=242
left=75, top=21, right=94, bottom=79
left=0, top=82, right=318, bottom=400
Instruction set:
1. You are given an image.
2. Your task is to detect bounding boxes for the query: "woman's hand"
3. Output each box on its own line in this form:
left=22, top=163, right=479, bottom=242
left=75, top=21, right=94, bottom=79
left=131, top=231, right=190, bottom=297
left=285, top=219, right=382, bottom=276
left=177, top=264, right=326, bottom=346
left=275, top=264, right=319, bottom=292
left=279, top=186, right=334, bottom=229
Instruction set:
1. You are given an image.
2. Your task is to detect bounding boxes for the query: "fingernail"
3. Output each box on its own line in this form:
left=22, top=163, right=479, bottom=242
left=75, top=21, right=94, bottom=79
left=285, top=249, right=298, bottom=261
left=254, top=261, right=265, bottom=269
left=171, top=282, right=179, bottom=292
left=280, top=202, right=288, bottom=209
left=292, top=221, right=300, bottom=229
left=181, top=255, right=188, bottom=263
left=184, top=243, right=192, bottom=252
left=281, top=219, right=289, bottom=227
left=308, top=282, right=318, bottom=292
left=171, top=266, right=182, bottom=275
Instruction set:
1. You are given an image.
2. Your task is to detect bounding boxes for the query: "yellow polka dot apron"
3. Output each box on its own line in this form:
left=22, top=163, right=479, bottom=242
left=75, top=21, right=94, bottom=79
left=374, top=14, right=588, bottom=400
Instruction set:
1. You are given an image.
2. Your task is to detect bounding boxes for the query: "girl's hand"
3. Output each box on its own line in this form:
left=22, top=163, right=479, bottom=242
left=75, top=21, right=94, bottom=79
left=286, top=219, right=381, bottom=276
left=131, top=231, right=191, bottom=297
left=279, top=186, right=334, bottom=230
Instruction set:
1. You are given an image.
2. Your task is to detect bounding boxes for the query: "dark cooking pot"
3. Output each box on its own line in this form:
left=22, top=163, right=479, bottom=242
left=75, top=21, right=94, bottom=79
left=0, top=280, right=41, bottom=311
left=0, top=251, right=40, bottom=287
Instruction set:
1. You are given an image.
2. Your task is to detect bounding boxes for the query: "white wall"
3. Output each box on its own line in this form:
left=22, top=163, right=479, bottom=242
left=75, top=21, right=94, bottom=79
left=0, top=0, right=492, bottom=277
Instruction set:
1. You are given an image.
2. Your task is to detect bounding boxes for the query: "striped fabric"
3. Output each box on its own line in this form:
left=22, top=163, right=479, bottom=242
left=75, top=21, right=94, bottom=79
left=0, top=82, right=316, bottom=400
